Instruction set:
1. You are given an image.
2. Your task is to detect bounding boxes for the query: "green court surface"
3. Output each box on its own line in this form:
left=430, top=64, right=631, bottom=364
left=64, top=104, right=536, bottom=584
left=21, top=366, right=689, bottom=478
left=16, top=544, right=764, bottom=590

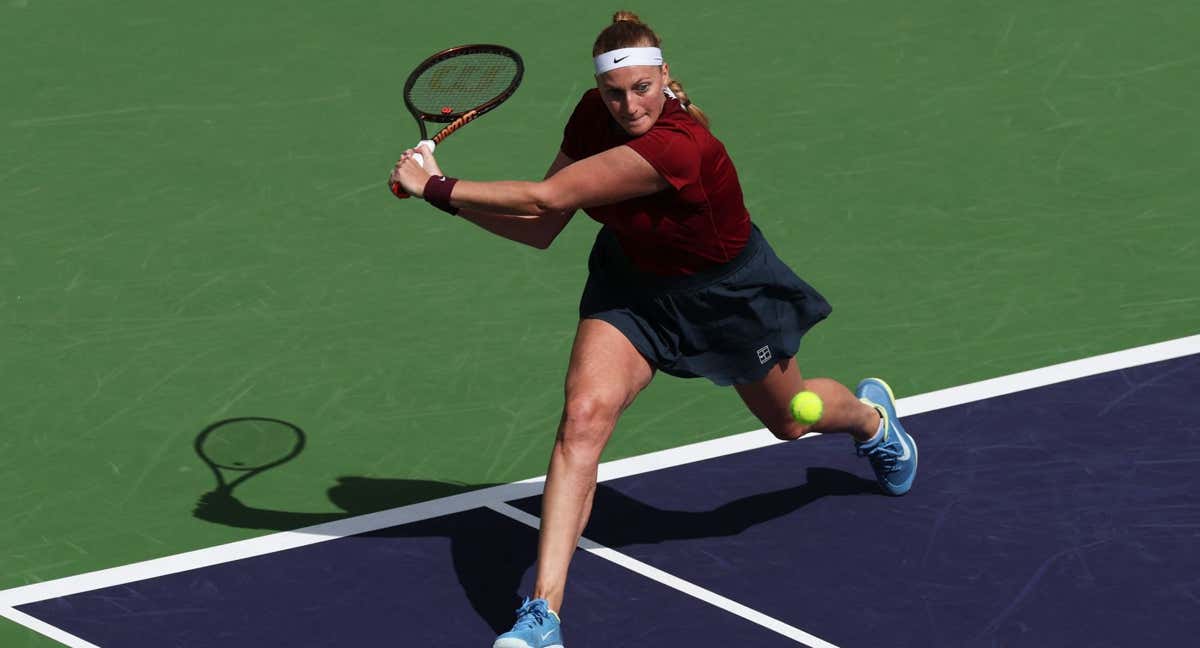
left=2, top=1, right=1198, bottom=645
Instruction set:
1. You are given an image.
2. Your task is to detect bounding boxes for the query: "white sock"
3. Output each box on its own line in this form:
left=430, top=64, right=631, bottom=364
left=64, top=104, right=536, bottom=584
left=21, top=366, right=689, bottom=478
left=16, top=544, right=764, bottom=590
left=859, top=408, right=886, bottom=445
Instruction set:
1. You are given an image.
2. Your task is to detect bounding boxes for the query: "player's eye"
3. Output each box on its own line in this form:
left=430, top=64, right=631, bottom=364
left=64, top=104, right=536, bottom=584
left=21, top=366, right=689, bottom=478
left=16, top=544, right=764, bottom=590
left=635, top=83, right=650, bottom=94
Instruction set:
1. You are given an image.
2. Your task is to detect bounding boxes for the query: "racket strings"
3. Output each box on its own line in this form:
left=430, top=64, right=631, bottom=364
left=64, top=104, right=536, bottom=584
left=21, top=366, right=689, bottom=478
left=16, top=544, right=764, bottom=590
left=408, top=53, right=519, bottom=116
left=199, top=422, right=302, bottom=470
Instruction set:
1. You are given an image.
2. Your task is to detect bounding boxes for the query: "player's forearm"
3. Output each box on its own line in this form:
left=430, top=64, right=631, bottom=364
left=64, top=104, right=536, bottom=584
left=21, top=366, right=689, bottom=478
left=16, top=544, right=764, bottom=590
left=455, top=207, right=572, bottom=249
left=448, top=179, right=567, bottom=218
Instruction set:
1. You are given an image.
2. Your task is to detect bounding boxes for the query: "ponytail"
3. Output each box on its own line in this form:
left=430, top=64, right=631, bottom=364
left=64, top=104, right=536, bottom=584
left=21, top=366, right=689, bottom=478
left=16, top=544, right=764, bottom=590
left=666, top=79, right=709, bottom=129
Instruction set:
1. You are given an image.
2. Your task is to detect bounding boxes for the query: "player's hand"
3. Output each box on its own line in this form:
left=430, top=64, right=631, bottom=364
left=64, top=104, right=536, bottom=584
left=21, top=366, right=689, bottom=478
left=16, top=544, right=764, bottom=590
left=193, top=490, right=247, bottom=522
left=412, top=143, right=444, bottom=176
left=389, top=145, right=439, bottom=198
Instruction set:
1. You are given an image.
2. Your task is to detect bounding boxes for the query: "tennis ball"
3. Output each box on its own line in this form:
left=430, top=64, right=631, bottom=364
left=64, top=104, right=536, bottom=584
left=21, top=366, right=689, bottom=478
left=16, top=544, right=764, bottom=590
left=789, top=390, right=823, bottom=425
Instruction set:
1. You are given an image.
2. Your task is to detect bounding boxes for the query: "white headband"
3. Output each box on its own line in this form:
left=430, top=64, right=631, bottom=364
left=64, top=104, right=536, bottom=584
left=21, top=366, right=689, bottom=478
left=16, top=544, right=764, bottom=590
left=594, top=47, right=664, bottom=75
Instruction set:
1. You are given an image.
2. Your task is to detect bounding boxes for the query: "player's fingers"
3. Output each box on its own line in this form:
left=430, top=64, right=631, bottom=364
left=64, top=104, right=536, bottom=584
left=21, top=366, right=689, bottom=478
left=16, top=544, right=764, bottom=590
left=410, top=147, right=439, bottom=174
left=392, top=155, right=416, bottom=173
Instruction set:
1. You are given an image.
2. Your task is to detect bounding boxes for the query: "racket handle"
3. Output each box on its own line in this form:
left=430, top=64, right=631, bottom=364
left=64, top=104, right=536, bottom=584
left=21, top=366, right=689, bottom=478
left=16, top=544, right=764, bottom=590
left=390, top=140, right=438, bottom=199
left=412, top=139, right=436, bottom=167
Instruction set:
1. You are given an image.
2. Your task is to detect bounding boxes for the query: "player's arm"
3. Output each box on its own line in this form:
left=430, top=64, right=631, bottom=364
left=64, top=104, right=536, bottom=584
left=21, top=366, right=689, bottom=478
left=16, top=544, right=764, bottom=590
left=452, top=151, right=579, bottom=250
left=445, top=145, right=668, bottom=217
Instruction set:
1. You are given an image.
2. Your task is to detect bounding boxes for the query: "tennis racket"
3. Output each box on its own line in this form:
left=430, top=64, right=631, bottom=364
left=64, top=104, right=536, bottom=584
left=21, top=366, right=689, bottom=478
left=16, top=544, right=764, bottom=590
left=389, top=43, right=524, bottom=199
left=195, top=417, right=305, bottom=495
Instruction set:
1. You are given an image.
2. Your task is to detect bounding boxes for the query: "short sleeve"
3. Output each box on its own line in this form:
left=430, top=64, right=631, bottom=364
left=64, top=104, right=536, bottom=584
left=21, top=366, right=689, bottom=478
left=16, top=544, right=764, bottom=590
left=625, top=121, right=701, bottom=191
left=560, top=89, right=601, bottom=161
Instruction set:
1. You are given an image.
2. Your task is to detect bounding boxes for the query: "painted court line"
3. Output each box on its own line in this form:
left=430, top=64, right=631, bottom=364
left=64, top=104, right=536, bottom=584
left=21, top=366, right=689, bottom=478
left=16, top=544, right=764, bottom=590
left=898, top=334, right=1200, bottom=417
left=1, top=335, right=1196, bottom=616
left=489, top=502, right=839, bottom=648
left=0, top=608, right=99, bottom=648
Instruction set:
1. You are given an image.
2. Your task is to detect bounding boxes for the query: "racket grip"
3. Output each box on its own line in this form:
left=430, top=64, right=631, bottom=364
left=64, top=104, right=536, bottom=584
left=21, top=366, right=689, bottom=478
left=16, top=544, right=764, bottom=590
left=390, top=140, right=437, bottom=200
left=412, top=139, right=436, bottom=166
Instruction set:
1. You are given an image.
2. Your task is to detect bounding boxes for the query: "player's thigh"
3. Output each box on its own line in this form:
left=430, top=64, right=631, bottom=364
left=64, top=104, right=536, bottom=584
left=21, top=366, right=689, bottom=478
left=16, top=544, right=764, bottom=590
left=564, top=318, right=654, bottom=419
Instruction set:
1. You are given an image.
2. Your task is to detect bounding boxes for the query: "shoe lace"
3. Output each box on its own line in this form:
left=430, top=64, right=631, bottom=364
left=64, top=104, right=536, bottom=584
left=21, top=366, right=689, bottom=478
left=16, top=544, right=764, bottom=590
left=512, top=598, right=548, bottom=631
left=857, top=436, right=901, bottom=473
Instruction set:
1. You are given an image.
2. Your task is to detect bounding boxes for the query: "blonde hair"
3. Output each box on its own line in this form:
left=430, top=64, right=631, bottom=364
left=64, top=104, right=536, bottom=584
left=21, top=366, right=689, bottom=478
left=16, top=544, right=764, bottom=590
left=592, top=11, right=710, bottom=129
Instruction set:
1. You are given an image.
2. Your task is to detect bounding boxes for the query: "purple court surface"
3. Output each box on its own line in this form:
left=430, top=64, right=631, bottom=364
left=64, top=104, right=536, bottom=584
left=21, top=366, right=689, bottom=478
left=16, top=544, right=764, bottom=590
left=14, top=354, right=1200, bottom=647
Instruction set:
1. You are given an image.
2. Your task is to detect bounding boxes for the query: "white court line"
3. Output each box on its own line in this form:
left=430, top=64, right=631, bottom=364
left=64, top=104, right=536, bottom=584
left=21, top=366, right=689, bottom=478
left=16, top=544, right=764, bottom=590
left=1, top=334, right=1197, bottom=617
left=0, top=608, right=100, bottom=648
left=898, top=333, right=1200, bottom=417
left=489, top=502, right=840, bottom=648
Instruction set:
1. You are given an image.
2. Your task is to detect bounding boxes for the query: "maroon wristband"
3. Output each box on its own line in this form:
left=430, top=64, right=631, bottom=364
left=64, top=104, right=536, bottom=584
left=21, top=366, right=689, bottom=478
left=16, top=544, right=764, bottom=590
left=422, top=175, right=460, bottom=215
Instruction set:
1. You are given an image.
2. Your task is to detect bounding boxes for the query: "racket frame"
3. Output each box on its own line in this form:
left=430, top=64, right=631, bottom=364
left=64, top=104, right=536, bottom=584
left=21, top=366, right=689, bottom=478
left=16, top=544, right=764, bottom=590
left=402, top=43, right=524, bottom=139
left=391, top=44, right=524, bottom=198
left=194, top=417, right=306, bottom=494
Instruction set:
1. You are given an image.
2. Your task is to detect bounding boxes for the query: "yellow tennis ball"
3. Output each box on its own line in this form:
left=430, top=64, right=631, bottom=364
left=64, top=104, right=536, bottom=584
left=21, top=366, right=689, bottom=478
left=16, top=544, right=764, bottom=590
left=789, top=390, right=823, bottom=425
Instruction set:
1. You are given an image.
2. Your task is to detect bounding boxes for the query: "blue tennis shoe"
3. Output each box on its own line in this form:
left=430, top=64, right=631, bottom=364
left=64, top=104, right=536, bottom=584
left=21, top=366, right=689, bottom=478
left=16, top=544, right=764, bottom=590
left=494, top=597, right=564, bottom=648
left=855, top=378, right=918, bottom=496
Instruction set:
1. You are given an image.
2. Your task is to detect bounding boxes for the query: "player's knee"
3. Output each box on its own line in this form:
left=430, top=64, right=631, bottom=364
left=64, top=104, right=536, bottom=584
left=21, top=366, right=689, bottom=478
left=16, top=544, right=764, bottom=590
left=768, top=419, right=811, bottom=441
left=560, top=393, right=620, bottom=446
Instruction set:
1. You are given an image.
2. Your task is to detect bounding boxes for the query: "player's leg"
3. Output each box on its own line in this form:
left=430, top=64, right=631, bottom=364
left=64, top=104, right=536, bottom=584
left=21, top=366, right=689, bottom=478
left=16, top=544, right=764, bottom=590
left=734, top=357, right=878, bottom=441
left=734, top=358, right=918, bottom=496
left=536, top=317, right=653, bottom=607
left=495, top=318, right=653, bottom=648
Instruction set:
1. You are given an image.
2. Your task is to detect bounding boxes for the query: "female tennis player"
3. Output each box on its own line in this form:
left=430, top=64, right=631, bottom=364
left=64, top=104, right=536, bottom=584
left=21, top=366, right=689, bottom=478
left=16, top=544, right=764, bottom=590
left=390, top=12, right=918, bottom=648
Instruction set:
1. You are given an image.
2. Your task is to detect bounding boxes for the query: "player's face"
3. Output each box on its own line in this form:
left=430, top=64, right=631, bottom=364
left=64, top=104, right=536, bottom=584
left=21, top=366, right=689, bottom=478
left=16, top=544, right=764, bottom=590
left=597, top=64, right=670, bottom=136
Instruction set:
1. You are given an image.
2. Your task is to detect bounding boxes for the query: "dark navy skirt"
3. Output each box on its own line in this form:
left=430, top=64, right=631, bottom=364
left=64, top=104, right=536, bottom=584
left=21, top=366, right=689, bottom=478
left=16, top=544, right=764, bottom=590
left=579, top=224, right=832, bottom=386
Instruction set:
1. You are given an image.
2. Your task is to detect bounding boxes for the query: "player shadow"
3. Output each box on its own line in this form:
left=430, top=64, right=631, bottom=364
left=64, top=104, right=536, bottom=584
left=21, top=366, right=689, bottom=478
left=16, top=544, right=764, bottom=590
left=195, top=465, right=878, bottom=633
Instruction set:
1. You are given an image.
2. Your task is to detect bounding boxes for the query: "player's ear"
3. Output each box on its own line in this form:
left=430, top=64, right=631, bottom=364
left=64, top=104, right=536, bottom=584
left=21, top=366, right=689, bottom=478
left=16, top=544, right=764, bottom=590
left=661, top=62, right=671, bottom=85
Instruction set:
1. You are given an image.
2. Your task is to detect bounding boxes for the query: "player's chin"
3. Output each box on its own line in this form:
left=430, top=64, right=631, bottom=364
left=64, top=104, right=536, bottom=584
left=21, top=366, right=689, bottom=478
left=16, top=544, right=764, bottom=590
left=620, top=117, right=653, bottom=136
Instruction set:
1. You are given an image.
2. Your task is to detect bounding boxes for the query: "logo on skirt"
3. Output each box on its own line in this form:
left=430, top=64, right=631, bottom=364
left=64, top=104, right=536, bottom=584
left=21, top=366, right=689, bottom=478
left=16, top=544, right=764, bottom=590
left=756, top=345, right=772, bottom=364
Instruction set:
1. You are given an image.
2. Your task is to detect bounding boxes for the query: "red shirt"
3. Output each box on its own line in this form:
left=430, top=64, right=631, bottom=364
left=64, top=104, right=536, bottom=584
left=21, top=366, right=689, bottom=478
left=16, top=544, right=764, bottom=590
left=560, top=89, right=751, bottom=276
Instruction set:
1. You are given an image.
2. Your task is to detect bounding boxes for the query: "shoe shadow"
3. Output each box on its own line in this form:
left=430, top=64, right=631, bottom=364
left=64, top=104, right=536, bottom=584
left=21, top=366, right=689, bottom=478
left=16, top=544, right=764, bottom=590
left=195, top=467, right=878, bottom=633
